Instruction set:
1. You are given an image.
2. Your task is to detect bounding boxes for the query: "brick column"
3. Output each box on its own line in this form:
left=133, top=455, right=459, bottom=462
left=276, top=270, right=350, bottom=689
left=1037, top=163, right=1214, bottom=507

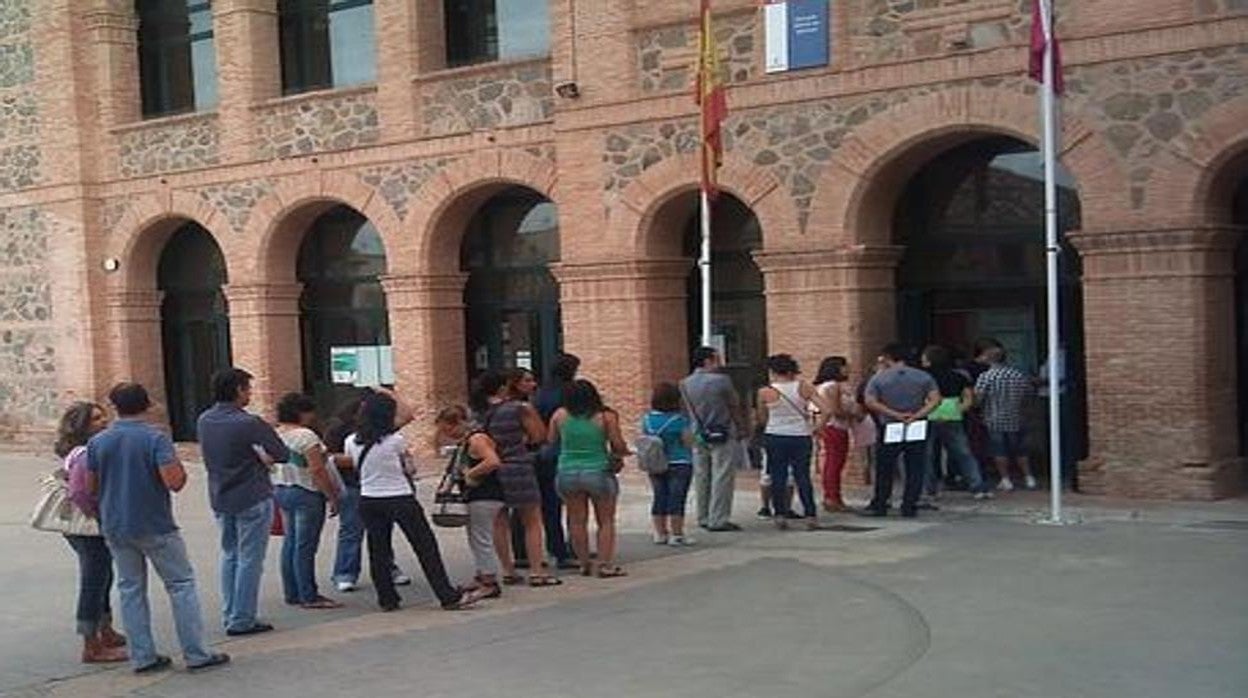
left=103, top=289, right=168, bottom=420
left=375, top=0, right=422, bottom=141
left=81, top=1, right=140, bottom=177
left=380, top=272, right=467, bottom=451
left=214, top=0, right=280, bottom=161
left=754, top=246, right=903, bottom=377
left=554, top=259, right=692, bottom=418
left=1070, top=227, right=1243, bottom=499
left=224, top=283, right=302, bottom=416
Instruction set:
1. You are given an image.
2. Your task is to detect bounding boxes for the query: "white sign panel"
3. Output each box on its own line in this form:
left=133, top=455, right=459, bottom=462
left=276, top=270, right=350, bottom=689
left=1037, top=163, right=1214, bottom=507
left=764, top=1, right=789, bottom=74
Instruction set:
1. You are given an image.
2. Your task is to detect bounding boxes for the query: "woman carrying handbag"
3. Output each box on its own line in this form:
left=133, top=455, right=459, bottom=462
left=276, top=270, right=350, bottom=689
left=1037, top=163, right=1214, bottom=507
left=51, top=402, right=128, bottom=663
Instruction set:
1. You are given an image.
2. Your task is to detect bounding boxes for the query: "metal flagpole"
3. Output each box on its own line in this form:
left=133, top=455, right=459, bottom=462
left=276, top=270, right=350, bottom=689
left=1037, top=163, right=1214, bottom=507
left=700, top=189, right=713, bottom=347
left=1039, top=0, right=1064, bottom=524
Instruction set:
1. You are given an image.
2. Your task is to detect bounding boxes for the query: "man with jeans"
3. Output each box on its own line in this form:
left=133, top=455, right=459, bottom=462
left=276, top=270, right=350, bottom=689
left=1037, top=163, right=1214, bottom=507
left=87, top=383, right=228, bottom=673
left=681, top=347, right=742, bottom=532
left=864, top=344, right=941, bottom=518
left=197, top=368, right=286, bottom=636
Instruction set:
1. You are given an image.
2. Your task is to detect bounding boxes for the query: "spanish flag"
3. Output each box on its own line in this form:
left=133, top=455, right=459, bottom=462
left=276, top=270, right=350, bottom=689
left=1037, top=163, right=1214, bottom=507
left=695, top=0, right=728, bottom=198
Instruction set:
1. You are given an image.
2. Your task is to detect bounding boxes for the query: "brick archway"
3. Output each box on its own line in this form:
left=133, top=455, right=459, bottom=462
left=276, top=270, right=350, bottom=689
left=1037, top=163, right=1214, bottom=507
left=806, top=85, right=1124, bottom=247
left=240, top=170, right=402, bottom=283
left=609, top=151, right=794, bottom=259
left=109, top=190, right=228, bottom=292
left=1145, top=97, right=1248, bottom=226
left=104, top=191, right=232, bottom=428
left=407, top=149, right=559, bottom=271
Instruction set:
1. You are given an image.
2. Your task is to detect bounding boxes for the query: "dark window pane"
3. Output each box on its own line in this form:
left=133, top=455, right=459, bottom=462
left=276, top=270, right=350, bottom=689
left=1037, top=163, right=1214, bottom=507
left=136, top=0, right=218, bottom=117
left=280, top=0, right=375, bottom=94
left=445, top=0, right=548, bottom=68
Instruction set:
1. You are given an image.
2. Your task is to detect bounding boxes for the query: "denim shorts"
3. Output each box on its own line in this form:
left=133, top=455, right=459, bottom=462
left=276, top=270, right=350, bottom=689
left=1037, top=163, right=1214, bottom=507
left=988, top=430, right=1026, bottom=459
left=555, top=470, right=619, bottom=499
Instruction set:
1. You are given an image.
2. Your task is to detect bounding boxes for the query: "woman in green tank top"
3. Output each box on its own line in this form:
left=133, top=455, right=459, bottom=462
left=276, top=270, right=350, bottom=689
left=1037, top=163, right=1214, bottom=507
left=548, top=380, right=630, bottom=578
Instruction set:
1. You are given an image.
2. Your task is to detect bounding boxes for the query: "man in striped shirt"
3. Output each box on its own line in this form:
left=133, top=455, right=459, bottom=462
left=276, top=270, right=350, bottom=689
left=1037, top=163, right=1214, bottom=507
left=974, top=346, right=1037, bottom=491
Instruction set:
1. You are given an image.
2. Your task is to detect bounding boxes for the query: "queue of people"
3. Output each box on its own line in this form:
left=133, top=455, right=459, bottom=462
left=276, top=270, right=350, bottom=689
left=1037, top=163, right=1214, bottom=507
left=45, top=338, right=1035, bottom=672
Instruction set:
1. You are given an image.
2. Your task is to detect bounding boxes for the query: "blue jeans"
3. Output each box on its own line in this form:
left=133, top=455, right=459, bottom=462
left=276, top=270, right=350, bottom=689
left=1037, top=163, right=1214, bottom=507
left=649, top=463, right=693, bottom=516
left=215, top=497, right=272, bottom=632
left=764, top=434, right=816, bottom=518
left=274, top=486, right=327, bottom=604
left=107, top=532, right=213, bottom=670
left=333, top=484, right=363, bottom=584
left=64, top=535, right=114, bottom=636
left=928, top=421, right=986, bottom=493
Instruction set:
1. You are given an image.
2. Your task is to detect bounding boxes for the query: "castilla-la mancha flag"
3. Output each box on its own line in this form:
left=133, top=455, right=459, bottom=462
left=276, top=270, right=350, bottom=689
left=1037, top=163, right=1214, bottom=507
left=1028, top=0, right=1064, bottom=95
left=695, top=0, right=728, bottom=197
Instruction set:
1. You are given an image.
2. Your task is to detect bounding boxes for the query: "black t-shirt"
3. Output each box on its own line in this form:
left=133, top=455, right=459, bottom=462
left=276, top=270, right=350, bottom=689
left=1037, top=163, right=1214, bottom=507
left=460, top=433, right=505, bottom=502
left=930, top=368, right=971, bottom=399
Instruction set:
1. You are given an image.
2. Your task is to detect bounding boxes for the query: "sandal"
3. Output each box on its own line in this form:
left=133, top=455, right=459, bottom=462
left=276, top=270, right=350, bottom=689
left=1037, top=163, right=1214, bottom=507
left=501, top=574, right=525, bottom=586
left=528, top=574, right=564, bottom=587
left=596, top=564, right=627, bottom=579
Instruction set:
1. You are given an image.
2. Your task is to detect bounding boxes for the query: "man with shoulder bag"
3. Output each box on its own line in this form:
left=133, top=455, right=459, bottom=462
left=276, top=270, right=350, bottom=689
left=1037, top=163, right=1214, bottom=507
left=680, top=347, right=742, bottom=532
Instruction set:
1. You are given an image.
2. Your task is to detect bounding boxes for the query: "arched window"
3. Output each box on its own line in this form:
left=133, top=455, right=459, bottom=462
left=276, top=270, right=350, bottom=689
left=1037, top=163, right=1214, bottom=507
left=444, top=0, right=550, bottom=68
left=278, top=0, right=377, bottom=95
left=136, top=0, right=219, bottom=117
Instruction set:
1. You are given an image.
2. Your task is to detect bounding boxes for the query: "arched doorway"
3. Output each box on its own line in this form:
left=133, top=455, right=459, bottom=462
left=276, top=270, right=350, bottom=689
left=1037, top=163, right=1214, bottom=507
left=461, top=186, right=560, bottom=382
left=893, top=135, right=1087, bottom=480
left=158, top=222, right=231, bottom=441
left=683, top=194, right=767, bottom=399
left=296, top=205, right=389, bottom=414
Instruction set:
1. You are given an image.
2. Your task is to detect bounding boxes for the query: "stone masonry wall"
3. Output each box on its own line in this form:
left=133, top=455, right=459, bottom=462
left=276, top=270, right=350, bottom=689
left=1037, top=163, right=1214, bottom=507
left=420, top=62, right=554, bottom=137
left=359, top=157, right=460, bottom=221
left=118, top=115, right=221, bottom=177
left=255, top=90, right=380, bottom=160
left=1066, top=45, right=1248, bottom=210
left=636, top=10, right=757, bottom=94
left=0, top=0, right=56, bottom=439
left=604, top=75, right=1035, bottom=228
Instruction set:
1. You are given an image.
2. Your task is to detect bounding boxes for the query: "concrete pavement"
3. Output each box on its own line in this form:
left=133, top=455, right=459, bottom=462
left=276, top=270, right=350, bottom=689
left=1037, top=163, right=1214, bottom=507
left=1, top=452, right=1246, bottom=698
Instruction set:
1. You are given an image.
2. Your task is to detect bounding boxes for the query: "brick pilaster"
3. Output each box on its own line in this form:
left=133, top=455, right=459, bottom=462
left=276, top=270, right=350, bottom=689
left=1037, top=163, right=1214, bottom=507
left=223, top=282, right=302, bottom=416
left=214, top=0, right=281, bottom=162
left=1070, top=226, right=1245, bottom=499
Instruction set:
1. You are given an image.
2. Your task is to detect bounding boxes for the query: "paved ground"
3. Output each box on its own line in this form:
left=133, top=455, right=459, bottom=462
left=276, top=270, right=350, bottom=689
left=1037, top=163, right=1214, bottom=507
left=1, top=452, right=1246, bottom=698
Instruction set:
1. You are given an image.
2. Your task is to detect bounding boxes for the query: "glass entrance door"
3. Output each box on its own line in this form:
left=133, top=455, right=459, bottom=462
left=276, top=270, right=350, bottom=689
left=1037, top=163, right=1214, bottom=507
left=162, top=297, right=231, bottom=440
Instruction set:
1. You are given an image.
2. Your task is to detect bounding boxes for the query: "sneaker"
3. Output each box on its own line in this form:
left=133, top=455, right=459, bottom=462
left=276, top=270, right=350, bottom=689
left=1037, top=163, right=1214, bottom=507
left=1024, top=475, right=1039, bottom=490
left=668, top=535, right=695, bottom=547
left=652, top=532, right=669, bottom=545
left=756, top=507, right=773, bottom=520
left=187, top=653, right=231, bottom=672
left=783, top=510, right=803, bottom=520
left=335, top=580, right=358, bottom=593
left=997, top=478, right=1015, bottom=492
left=392, top=573, right=412, bottom=586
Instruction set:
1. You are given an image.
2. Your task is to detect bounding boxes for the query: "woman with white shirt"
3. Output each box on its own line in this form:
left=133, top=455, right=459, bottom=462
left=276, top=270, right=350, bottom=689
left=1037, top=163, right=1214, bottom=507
left=346, top=389, right=482, bottom=612
left=756, top=354, right=831, bottom=530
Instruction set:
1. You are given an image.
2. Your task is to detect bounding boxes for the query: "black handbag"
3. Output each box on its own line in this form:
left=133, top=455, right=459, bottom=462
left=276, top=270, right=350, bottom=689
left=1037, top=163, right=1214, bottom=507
left=430, top=443, right=470, bottom=528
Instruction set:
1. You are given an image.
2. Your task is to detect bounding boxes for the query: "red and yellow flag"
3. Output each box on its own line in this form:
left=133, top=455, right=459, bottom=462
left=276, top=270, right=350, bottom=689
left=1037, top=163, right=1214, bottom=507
left=695, top=0, right=728, bottom=198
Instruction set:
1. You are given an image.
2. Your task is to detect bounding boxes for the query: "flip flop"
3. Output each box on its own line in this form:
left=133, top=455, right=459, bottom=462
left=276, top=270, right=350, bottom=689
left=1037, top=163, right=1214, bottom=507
left=528, top=575, right=564, bottom=587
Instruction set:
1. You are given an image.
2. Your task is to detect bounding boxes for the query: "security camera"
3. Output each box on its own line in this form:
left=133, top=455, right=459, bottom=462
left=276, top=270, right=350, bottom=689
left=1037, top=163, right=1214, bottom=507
left=554, top=81, right=580, bottom=99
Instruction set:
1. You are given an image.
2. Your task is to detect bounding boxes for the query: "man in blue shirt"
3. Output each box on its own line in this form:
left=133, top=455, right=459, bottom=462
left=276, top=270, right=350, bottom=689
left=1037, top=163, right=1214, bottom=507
left=197, top=368, right=287, bottom=636
left=87, top=382, right=228, bottom=674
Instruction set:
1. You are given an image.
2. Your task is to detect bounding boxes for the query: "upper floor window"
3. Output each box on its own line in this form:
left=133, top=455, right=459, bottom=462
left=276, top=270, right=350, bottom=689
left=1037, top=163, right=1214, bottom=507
left=445, top=0, right=549, bottom=68
left=279, top=0, right=377, bottom=95
left=136, top=0, right=219, bottom=118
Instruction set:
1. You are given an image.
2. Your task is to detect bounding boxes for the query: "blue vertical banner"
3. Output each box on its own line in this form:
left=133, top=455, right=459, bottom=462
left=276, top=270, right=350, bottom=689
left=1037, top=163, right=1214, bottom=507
left=787, top=0, right=829, bottom=71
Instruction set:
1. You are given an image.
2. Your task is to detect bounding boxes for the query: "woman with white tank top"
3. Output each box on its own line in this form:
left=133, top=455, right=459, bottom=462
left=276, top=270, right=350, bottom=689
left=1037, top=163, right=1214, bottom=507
left=756, top=354, right=832, bottom=530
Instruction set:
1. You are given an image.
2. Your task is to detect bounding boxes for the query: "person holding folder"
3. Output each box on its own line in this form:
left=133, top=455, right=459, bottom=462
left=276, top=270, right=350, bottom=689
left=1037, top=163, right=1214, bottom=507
left=862, top=344, right=941, bottom=518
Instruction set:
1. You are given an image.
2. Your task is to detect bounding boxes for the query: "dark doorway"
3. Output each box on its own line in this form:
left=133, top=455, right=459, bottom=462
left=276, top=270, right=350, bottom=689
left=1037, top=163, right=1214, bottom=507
left=679, top=193, right=768, bottom=411
left=297, top=205, right=389, bottom=416
left=461, top=187, right=561, bottom=383
left=894, top=135, right=1088, bottom=477
left=158, top=222, right=231, bottom=441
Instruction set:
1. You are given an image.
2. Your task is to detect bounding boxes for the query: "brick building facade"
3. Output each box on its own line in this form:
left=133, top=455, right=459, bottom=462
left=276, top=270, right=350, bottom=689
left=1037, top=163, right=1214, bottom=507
left=0, top=0, right=1245, bottom=499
